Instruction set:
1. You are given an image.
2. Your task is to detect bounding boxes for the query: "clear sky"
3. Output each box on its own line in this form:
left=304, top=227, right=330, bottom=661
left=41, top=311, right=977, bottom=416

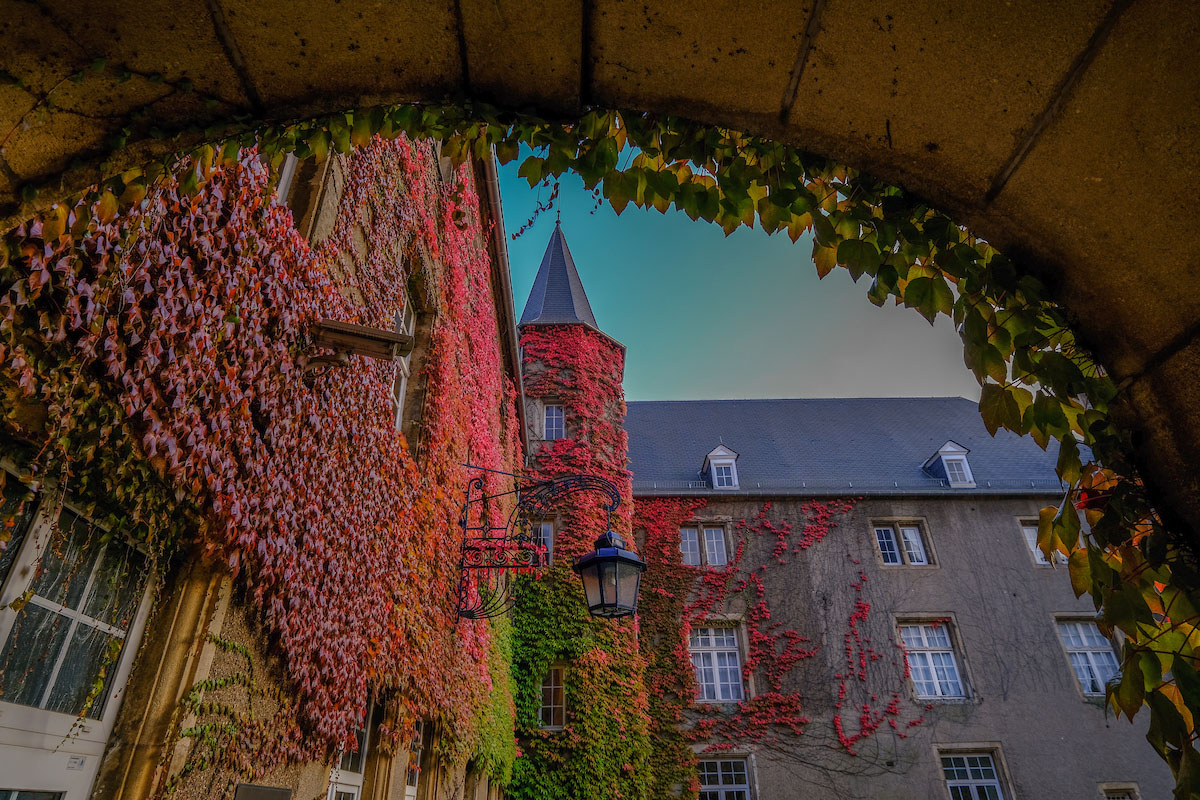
left=497, top=162, right=981, bottom=403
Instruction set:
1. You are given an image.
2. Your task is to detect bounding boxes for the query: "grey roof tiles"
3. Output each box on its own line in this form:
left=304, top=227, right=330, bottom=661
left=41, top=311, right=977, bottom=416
left=624, top=396, right=1069, bottom=497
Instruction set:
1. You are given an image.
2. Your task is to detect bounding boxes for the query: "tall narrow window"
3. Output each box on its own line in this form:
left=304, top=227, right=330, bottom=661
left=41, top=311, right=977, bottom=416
left=703, top=527, right=728, bottom=567
left=900, top=526, right=928, bottom=565
left=679, top=528, right=701, bottom=566
left=875, top=526, right=901, bottom=564
left=539, top=666, right=565, bottom=729
left=404, top=721, right=424, bottom=800
left=533, top=520, right=555, bottom=564
left=900, top=623, right=965, bottom=699
left=392, top=301, right=416, bottom=431
left=543, top=405, right=565, bottom=440
left=940, top=753, right=1007, bottom=799
left=0, top=507, right=149, bottom=719
left=697, top=758, right=751, bottom=800
left=1057, top=621, right=1119, bottom=695
left=329, top=701, right=373, bottom=800
left=689, top=627, right=744, bottom=702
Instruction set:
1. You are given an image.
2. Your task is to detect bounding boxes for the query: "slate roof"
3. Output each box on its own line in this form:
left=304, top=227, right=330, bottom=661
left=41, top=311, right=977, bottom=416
left=624, top=397, right=1069, bottom=497
left=519, top=222, right=602, bottom=330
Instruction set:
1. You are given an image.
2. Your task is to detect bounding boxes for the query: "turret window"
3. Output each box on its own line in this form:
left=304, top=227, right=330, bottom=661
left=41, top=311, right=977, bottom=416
left=544, top=405, right=565, bottom=440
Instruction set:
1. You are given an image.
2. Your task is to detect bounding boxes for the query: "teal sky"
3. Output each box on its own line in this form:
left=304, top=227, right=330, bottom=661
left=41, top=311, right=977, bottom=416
left=497, top=163, right=981, bottom=403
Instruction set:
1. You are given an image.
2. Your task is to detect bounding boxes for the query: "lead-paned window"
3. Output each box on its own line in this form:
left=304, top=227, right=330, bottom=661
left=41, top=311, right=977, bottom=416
left=900, top=623, right=965, bottom=698
left=690, top=627, right=744, bottom=702
left=698, top=758, right=750, bottom=800
left=539, top=666, right=565, bottom=729
left=543, top=405, right=565, bottom=440
left=0, top=506, right=149, bottom=719
left=941, top=753, right=1006, bottom=800
left=1057, top=621, right=1119, bottom=695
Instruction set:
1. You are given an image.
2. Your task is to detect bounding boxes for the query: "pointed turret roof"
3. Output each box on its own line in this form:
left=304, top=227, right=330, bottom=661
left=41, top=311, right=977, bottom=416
left=519, top=222, right=602, bottom=330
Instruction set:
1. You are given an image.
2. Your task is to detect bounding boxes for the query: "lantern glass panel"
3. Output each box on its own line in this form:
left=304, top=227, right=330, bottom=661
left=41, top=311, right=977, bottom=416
left=617, top=562, right=640, bottom=609
left=580, top=566, right=602, bottom=609
left=599, top=561, right=617, bottom=607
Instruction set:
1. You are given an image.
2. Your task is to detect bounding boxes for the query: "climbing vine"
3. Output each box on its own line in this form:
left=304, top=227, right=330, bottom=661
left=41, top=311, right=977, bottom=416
left=636, top=498, right=933, bottom=798
left=508, top=324, right=651, bottom=800
left=2, top=95, right=1196, bottom=792
left=0, top=135, right=520, bottom=786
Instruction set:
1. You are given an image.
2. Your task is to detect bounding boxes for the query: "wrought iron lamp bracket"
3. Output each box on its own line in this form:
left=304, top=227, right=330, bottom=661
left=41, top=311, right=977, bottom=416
left=455, top=464, right=621, bottom=620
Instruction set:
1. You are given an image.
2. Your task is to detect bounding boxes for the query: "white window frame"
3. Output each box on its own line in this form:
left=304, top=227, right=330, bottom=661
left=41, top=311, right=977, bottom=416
left=543, top=404, right=565, bottom=441
left=703, top=526, right=728, bottom=567
left=697, top=757, right=752, bottom=800
left=940, top=751, right=1008, bottom=799
left=1021, top=520, right=1066, bottom=566
left=874, top=522, right=933, bottom=567
left=689, top=626, right=745, bottom=703
left=710, top=461, right=737, bottom=489
left=679, top=527, right=701, bottom=566
left=532, top=519, right=555, bottom=564
left=392, top=301, right=416, bottom=431
left=1098, top=784, right=1140, bottom=800
left=0, top=489, right=155, bottom=800
left=328, top=700, right=374, bottom=800
left=1057, top=620, right=1119, bottom=696
left=899, top=621, right=966, bottom=699
left=538, top=666, right=565, bottom=730
left=942, top=455, right=974, bottom=488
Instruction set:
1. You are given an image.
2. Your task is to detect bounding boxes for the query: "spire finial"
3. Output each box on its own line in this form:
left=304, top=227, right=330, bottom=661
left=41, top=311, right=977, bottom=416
left=556, top=195, right=561, bottom=225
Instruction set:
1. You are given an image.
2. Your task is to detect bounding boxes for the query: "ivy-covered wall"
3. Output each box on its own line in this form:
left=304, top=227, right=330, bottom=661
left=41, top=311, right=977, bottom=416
left=509, top=324, right=651, bottom=800
left=0, top=136, right=522, bottom=793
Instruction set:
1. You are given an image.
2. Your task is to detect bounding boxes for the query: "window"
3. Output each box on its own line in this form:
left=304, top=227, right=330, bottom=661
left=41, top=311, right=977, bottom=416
left=329, top=702, right=373, bottom=800
left=712, top=463, right=735, bottom=488
left=539, top=666, right=565, bottom=729
left=941, top=753, right=1007, bottom=799
left=1021, top=521, right=1066, bottom=566
left=403, top=721, right=425, bottom=800
left=0, top=506, right=150, bottom=720
left=680, top=528, right=701, bottom=566
left=875, top=523, right=931, bottom=566
left=690, top=627, right=744, bottom=702
left=1057, top=621, right=1119, bottom=695
left=703, top=527, right=728, bottom=566
left=899, top=622, right=965, bottom=699
left=543, top=405, right=565, bottom=440
left=679, top=526, right=727, bottom=568
left=392, top=301, right=416, bottom=431
left=532, top=520, right=555, bottom=564
left=697, top=758, right=750, bottom=800
left=1100, top=787, right=1139, bottom=800
left=943, top=456, right=971, bottom=487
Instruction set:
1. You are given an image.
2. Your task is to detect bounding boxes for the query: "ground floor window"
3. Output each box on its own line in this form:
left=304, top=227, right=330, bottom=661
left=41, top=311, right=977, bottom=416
left=698, top=758, right=750, bottom=800
left=941, top=753, right=1006, bottom=800
left=404, top=721, right=425, bottom=800
left=328, top=702, right=373, bottom=800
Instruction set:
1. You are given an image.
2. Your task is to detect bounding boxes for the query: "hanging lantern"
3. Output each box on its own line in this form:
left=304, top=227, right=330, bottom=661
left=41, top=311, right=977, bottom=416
left=572, top=529, right=647, bottom=618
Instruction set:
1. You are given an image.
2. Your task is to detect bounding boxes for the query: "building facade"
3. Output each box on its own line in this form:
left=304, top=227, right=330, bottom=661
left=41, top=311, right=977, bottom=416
left=0, top=138, right=523, bottom=800
left=513, top=226, right=1173, bottom=800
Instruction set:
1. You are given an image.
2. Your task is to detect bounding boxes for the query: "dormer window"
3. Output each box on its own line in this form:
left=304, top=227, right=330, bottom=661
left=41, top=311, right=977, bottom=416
left=702, top=445, right=739, bottom=490
left=923, top=441, right=976, bottom=489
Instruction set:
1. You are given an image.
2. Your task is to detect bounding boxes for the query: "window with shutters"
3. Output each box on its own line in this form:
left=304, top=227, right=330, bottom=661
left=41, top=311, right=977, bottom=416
left=543, top=404, right=565, bottom=441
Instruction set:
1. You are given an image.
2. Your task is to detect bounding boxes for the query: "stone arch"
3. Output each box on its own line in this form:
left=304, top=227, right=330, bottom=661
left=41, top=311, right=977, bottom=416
left=1, top=0, right=1196, bottom=533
